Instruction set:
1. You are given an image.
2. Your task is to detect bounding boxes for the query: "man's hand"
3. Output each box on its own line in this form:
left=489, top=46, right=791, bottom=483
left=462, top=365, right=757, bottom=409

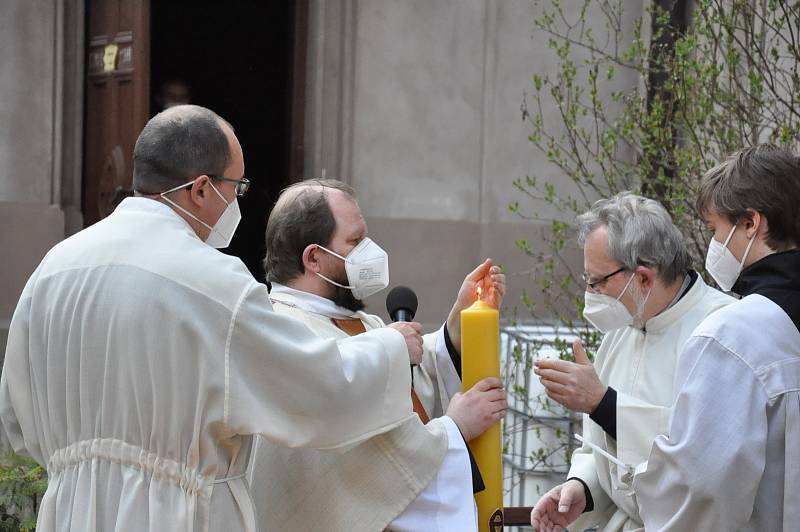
left=388, top=321, right=424, bottom=366
left=533, top=339, right=606, bottom=414
left=530, top=479, right=586, bottom=532
left=446, top=259, right=507, bottom=352
left=446, top=377, right=507, bottom=441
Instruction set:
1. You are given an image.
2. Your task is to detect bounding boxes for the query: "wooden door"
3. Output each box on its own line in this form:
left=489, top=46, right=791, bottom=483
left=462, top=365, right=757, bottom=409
left=83, top=0, right=149, bottom=225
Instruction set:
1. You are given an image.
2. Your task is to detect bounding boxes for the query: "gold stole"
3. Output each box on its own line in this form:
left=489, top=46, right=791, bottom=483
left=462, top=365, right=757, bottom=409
left=331, top=318, right=430, bottom=424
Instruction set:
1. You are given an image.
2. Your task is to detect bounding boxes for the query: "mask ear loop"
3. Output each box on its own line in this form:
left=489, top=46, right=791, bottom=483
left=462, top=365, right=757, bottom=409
left=614, top=270, right=636, bottom=302
left=738, top=231, right=757, bottom=271
left=313, top=245, right=355, bottom=290
left=207, top=180, right=231, bottom=207
left=721, top=224, right=737, bottom=248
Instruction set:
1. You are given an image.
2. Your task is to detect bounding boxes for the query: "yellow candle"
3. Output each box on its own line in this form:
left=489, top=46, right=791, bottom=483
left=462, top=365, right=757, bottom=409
left=461, top=296, right=503, bottom=532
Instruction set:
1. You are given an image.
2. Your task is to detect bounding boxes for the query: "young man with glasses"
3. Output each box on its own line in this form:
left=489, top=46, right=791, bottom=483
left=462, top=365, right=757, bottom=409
left=531, top=192, right=733, bottom=532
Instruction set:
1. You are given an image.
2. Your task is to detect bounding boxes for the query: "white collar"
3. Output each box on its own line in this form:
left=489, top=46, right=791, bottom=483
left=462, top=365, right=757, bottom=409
left=644, top=274, right=709, bottom=333
left=115, top=196, right=201, bottom=240
left=116, top=196, right=183, bottom=217
left=269, top=282, right=360, bottom=319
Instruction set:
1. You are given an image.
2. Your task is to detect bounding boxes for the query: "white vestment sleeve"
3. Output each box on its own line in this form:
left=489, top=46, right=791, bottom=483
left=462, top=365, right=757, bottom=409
left=226, top=283, right=414, bottom=450
left=0, top=286, right=45, bottom=464
left=633, top=336, right=768, bottom=531
left=567, top=415, right=613, bottom=513
left=432, top=326, right=461, bottom=401
left=388, top=416, right=477, bottom=532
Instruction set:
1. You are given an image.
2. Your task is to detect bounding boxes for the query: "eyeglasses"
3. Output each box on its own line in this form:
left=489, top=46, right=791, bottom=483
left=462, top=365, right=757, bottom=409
left=208, top=174, right=250, bottom=197
left=581, top=267, right=627, bottom=290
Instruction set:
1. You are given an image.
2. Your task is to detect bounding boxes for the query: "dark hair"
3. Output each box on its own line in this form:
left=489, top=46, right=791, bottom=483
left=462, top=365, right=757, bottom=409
left=697, top=144, right=800, bottom=251
left=264, top=179, right=357, bottom=284
left=132, top=105, right=231, bottom=193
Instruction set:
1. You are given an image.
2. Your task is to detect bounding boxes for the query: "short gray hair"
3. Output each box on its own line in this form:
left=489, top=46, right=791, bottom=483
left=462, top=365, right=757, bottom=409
left=576, top=192, right=692, bottom=284
left=133, top=104, right=231, bottom=194
left=264, top=179, right=357, bottom=284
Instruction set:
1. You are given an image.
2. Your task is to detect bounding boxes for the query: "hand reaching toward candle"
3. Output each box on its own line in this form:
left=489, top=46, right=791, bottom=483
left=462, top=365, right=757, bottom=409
left=533, top=339, right=606, bottom=414
left=446, top=259, right=506, bottom=353
left=445, top=376, right=507, bottom=441
left=387, top=321, right=424, bottom=366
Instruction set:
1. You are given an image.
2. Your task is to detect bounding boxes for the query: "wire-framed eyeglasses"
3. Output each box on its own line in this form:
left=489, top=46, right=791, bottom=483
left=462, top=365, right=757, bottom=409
left=581, top=267, right=627, bottom=290
left=207, top=175, right=250, bottom=197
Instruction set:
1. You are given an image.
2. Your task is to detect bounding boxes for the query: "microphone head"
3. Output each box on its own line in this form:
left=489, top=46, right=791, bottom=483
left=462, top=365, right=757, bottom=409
left=386, top=286, right=418, bottom=321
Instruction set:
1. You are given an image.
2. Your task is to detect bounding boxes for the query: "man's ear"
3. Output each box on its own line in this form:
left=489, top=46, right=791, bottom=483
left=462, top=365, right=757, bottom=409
left=743, top=208, right=765, bottom=239
left=302, top=244, right=322, bottom=274
left=187, top=175, right=210, bottom=207
left=635, top=265, right=655, bottom=291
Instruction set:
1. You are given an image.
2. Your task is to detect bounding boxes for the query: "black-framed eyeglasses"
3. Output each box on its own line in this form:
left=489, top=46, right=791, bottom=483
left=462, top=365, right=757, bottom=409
left=581, top=267, right=627, bottom=290
left=208, top=175, right=250, bottom=197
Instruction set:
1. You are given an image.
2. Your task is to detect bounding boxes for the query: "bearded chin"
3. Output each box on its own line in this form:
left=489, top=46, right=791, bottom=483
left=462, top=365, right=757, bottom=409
left=330, top=281, right=366, bottom=313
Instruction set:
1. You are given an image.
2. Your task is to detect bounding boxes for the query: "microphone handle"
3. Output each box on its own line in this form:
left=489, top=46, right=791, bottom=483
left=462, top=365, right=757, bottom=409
left=392, top=308, right=416, bottom=377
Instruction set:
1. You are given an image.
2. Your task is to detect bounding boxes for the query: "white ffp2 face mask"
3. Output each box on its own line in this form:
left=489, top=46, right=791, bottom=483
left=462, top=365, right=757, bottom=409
left=705, top=224, right=755, bottom=292
left=160, top=180, right=241, bottom=249
left=583, top=272, right=650, bottom=333
left=315, top=238, right=390, bottom=300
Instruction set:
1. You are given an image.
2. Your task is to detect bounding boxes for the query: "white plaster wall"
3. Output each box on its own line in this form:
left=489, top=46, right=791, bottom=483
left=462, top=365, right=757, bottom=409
left=0, top=0, right=57, bottom=203
left=0, top=0, right=82, bottom=361
left=352, top=0, right=486, bottom=223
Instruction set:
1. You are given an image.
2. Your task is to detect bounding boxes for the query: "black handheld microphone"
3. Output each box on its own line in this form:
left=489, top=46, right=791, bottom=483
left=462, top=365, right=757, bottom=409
left=386, top=286, right=418, bottom=322
left=386, top=286, right=420, bottom=373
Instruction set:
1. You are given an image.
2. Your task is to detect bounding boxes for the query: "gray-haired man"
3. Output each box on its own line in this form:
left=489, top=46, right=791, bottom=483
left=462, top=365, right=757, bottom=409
left=531, top=192, right=733, bottom=532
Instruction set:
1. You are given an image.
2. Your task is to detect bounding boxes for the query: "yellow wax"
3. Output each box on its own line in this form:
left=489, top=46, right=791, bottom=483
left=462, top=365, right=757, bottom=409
left=461, top=299, right=503, bottom=531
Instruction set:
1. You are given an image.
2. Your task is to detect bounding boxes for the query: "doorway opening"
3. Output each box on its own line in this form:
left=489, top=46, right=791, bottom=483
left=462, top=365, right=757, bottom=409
left=150, top=0, right=305, bottom=282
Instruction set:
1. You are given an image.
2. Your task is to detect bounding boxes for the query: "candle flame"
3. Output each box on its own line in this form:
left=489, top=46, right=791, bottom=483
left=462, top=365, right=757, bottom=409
left=476, top=286, right=483, bottom=297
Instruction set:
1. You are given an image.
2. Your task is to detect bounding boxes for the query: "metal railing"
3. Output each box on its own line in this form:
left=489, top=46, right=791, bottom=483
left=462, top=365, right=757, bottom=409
left=500, top=324, right=582, bottom=520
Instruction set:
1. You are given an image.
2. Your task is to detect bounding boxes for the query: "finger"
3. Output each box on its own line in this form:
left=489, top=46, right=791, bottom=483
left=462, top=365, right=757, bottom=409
left=535, top=368, right=571, bottom=384
left=545, top=389, right=569, bottom=405
left=534, top=358, right=575, bottom=372
left=473, top=376, right=502, bottom=391
left=539, top=380, right=569, bottom=396
left=475, top=387, right=506, bottom=403
left=493, top=277, right=506, bottom=296
left=573, top=338, right=591, bottom=365
left=465, top=258, right=492, bottom=282
left=492, top=401, right=508, bottom=415
left=408, top=321, right=423, bottom=333
left=558, top=485, right=574, bottom=513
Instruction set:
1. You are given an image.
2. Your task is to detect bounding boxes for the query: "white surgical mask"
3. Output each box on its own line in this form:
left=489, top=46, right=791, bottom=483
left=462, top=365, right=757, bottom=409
left=583, top=272, right=650, bottom=333
left=315, top=238, right=390, bottom=300
left=705, top=224, right=756, bottom=292
left=160, top=180, right=241, bottom=248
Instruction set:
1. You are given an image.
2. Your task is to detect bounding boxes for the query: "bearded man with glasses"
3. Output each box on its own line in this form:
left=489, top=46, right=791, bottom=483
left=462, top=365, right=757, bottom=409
left=531, top=192, right=733, bottom=532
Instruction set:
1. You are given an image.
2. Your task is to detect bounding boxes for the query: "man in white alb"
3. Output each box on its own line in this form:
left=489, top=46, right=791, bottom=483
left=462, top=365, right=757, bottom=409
left=0, top=105, right=427, bottom=532
left=247, top=179, right=507, bottom=531
left=530, top=192, right=733, bottom=532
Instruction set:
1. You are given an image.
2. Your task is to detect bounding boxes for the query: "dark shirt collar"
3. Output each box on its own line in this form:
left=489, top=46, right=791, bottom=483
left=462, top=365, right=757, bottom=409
left=732, top=250, right=800, bottom=330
